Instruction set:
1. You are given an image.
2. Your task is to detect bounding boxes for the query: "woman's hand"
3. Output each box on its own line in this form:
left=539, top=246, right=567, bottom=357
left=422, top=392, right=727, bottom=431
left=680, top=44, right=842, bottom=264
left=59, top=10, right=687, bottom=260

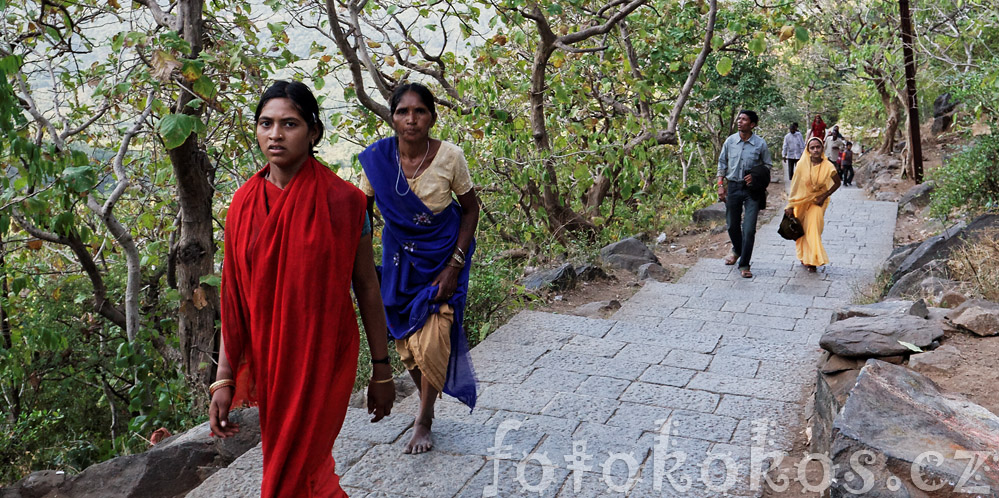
left=785, top=207, right=794, bottom=218
left=432, top=265, right=460, bottom=301
left=367, top=364, right=396, bottom=422
left=813, top=195, right=826, bottom=206
left=209, top=387, right=240, bottom=438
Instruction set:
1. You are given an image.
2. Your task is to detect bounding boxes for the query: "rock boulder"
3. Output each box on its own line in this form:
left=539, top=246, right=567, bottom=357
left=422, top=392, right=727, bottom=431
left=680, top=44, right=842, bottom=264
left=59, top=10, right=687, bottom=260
left=946, top=299, right=999, bottom=337
left=831, top=299, right=928, bottom=323
left=692, top=203, right=727, bottom=224
left=908, top=344, right=962, bottom=374
left=893, top=214, right=999, bottom=282
left=522, top=263, right=577, bottom=292
left=3, top=409, right=261, bottom=498
left=829, top=360, right=999, bottom=497
left=637, top=262, right=670, bottom=282
left=897, top=181, right=935, bottom=212
left=599, top=237, right=659, bottom=272
left=886, top=260, right=949, bottom=299
left=819, top=315, right=944, bottom=358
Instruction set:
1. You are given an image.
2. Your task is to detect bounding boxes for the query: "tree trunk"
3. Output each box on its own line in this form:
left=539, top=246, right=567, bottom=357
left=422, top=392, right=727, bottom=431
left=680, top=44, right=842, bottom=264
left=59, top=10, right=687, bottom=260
left=898, top=0, right=924, bottom=182
left=527, top=11, right=595, bottom=237
left=875, top=76, right=903, bottom=154
left=0, top=245, right=21, bottom=423
left=170, top=0, right=219, bottom=387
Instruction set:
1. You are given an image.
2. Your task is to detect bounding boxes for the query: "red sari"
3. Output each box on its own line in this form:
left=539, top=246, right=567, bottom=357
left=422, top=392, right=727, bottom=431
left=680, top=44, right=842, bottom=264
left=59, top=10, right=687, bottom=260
left=810, top=115, right=827, bottom=141
left=221, top=157, right=366, bottom=497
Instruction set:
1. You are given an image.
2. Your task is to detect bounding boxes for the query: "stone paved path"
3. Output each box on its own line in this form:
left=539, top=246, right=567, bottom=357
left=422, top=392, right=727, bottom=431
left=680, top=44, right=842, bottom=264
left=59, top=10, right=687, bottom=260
left=188, top=187, right=896, bottom=497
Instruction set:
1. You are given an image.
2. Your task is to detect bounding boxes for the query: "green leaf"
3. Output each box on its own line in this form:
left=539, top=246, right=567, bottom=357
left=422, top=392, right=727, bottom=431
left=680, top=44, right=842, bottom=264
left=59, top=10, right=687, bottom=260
left=794, top=26, right=809, bottom=43
left=158, top=114, right=197, bottom=149
left=52, top=212, right=75, bottom=237
left=716, top=56, right=733, bottom=76
left=748, top=35, right=766, bottom=56
left=62, top=165, right=96, bottom=192
left=199, top=274, right=221, bottom=288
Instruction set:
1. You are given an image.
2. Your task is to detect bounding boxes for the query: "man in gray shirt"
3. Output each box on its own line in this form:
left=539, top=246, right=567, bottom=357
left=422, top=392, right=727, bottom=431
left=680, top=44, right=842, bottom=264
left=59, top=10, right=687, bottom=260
left=781, top=122, right=805, bottom=181
left=716, top=110, right=773, bottom=278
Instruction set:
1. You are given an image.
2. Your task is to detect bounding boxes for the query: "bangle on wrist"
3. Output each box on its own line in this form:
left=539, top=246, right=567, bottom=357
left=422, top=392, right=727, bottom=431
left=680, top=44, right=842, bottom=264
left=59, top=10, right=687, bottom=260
left=209, top=379, right=236, bottom=397
left=371, top=356, right=390, bottom=365
left=370, top=377, right=394, bottom=384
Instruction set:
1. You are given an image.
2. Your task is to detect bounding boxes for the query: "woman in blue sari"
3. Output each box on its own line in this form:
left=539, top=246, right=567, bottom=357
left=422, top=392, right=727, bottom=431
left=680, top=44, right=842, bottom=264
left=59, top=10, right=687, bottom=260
left=358, top=83, right=479, bottom=454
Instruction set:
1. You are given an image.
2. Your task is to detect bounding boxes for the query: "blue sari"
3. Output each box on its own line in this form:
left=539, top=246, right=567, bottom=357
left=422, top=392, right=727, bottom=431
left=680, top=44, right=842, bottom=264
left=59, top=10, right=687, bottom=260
left=358, top=137, right=477, bottom=410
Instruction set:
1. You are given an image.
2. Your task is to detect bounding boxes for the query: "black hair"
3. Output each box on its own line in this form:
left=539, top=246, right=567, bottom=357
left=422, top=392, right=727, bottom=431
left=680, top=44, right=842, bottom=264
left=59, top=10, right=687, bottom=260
left=791, top=122, right=798, bottom=129
left=254, top=80, right=324, bottom=156
left=390, top=82, right=437, bottom=122
left=739, top=110, right=759, bottom=125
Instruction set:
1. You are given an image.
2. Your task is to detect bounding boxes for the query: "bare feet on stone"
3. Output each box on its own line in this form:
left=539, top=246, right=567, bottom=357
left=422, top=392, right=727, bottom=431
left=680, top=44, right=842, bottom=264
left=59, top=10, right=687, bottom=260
left=404, top=418, right=433, bottom=454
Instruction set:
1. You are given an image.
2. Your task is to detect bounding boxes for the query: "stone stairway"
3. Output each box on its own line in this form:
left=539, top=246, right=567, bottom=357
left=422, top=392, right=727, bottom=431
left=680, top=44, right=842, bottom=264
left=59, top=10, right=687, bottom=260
left=187, top=187, right=896, bottom=497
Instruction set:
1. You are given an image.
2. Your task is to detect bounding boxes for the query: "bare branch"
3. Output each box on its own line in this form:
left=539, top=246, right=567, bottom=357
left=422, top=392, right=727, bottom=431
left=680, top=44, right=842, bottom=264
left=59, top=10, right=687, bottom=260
left=133, top=0, right=178, bottom=30
left=554, top=41, right=608, bottom=54
left=560, top=0, right=647, bottom=45
left=325, top=0, right=391, bottom=122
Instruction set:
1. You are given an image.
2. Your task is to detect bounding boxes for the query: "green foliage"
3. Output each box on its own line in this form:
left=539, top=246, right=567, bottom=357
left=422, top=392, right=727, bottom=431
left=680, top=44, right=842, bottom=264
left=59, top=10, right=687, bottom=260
left=929, top=134, right=999, bottom=218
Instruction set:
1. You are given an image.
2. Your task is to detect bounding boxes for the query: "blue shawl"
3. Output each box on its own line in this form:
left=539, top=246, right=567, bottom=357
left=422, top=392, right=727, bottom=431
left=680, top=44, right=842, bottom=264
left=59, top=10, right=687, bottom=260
left=358, top=137, right=477, bottom=410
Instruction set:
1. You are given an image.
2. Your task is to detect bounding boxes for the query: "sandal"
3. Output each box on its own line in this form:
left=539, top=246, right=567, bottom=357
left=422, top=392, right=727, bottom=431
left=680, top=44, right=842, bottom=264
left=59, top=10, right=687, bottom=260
left=806, top=265, right=817, bottom=273
left=723, top=253, right=738, bottom=265
left=740, top=268, right=753, bottom=278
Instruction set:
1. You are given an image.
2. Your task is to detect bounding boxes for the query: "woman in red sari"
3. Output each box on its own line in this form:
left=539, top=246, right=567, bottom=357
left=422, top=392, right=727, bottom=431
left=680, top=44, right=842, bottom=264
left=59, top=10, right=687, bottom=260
left=208, top=81, right=396, bottom=497
left=809, top=114, right=827, bottom=142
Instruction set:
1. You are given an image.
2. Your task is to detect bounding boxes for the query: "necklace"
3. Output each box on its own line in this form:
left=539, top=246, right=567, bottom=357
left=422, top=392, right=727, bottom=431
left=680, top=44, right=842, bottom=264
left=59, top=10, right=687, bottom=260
left=394, top=139, right=430, bottom=196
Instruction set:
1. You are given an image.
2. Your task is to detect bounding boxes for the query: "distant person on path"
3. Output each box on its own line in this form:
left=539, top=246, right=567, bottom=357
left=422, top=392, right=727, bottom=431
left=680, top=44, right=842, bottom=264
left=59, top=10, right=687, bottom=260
left=825, top=127, right=845, bottom=174
left=809, top=114, right=826, bottom=141
left=210, top=81, right=396, bottom=497
left=785, top=137, right=842, bottom=272
left=782, top=122, right=805, bottom=181
left=358, top=82, right=479, bottom=454
left=717, top=110, right=773, bottom=279
left=840, top=141, right=855, bottom=186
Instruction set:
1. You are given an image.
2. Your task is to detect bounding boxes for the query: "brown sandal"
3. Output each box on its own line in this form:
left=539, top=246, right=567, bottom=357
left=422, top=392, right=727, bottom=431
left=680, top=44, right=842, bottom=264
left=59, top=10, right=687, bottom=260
left=740, top=268, right=753, bottom=278
left=724, top=253, right=738, bottom=265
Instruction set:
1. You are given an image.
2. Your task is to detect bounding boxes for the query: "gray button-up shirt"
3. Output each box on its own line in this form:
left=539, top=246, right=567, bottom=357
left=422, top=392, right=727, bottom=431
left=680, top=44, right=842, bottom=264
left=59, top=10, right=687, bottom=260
left=782, top=131, right=805, bottom=160
left=717, top=132, right=772, bottom=182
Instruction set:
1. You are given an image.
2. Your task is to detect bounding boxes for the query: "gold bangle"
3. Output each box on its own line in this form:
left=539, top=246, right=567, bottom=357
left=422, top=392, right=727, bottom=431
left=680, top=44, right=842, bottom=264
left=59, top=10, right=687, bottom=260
left=209, top=379, right=236, bottom=397
left=370, top=377, right=394, bottom=384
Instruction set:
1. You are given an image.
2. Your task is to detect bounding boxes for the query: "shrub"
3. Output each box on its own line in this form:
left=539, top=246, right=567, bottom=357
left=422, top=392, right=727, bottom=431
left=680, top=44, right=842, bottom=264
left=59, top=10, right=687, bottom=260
left=929, top=134, right=999, bottom=218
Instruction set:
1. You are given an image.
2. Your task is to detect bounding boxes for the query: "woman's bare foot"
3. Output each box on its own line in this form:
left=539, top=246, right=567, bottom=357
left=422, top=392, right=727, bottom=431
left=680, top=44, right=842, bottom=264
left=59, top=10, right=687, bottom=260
left=404, top=418, right=433, bottom=454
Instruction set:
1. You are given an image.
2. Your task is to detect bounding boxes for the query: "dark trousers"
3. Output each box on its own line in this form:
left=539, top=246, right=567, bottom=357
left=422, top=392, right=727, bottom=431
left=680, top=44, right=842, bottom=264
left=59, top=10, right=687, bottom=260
left=786, top=158, right=798, bottom=181
left=841, top=164, right=854, bottom=185
left=726, top=181, right=762, bottom=270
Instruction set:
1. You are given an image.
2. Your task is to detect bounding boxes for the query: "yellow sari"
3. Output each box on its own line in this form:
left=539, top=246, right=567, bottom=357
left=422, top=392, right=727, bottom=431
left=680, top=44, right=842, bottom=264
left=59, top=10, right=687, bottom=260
left=786, top=154, right=837, bottom=266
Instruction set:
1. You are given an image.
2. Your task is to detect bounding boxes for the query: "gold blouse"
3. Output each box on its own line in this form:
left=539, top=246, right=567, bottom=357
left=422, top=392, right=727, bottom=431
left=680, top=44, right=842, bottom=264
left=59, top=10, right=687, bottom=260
left=359, top=140, right=474, bottom=214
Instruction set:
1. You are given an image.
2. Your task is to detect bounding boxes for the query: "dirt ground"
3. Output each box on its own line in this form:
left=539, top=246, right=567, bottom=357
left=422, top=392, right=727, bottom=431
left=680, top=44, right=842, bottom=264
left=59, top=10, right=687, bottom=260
left=531, top=139, right=999, bottom=496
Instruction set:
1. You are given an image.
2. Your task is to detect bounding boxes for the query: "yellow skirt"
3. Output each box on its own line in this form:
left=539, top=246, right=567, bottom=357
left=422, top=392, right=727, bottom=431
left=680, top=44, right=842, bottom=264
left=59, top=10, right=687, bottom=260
left=395, top=304, right=453, bottom=392
left=794, top=202, right=829, bottom=267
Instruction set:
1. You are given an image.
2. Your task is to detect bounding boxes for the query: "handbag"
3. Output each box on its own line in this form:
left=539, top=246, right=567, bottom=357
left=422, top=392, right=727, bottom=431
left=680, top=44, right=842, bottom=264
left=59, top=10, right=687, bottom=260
left=778, top=213, right=804, bottom=240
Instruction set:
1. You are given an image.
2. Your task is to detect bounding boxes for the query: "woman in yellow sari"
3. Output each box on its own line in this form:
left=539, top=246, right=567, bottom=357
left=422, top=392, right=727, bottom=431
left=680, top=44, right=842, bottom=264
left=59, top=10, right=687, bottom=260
left=785, top=137, right=841, bottom=272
